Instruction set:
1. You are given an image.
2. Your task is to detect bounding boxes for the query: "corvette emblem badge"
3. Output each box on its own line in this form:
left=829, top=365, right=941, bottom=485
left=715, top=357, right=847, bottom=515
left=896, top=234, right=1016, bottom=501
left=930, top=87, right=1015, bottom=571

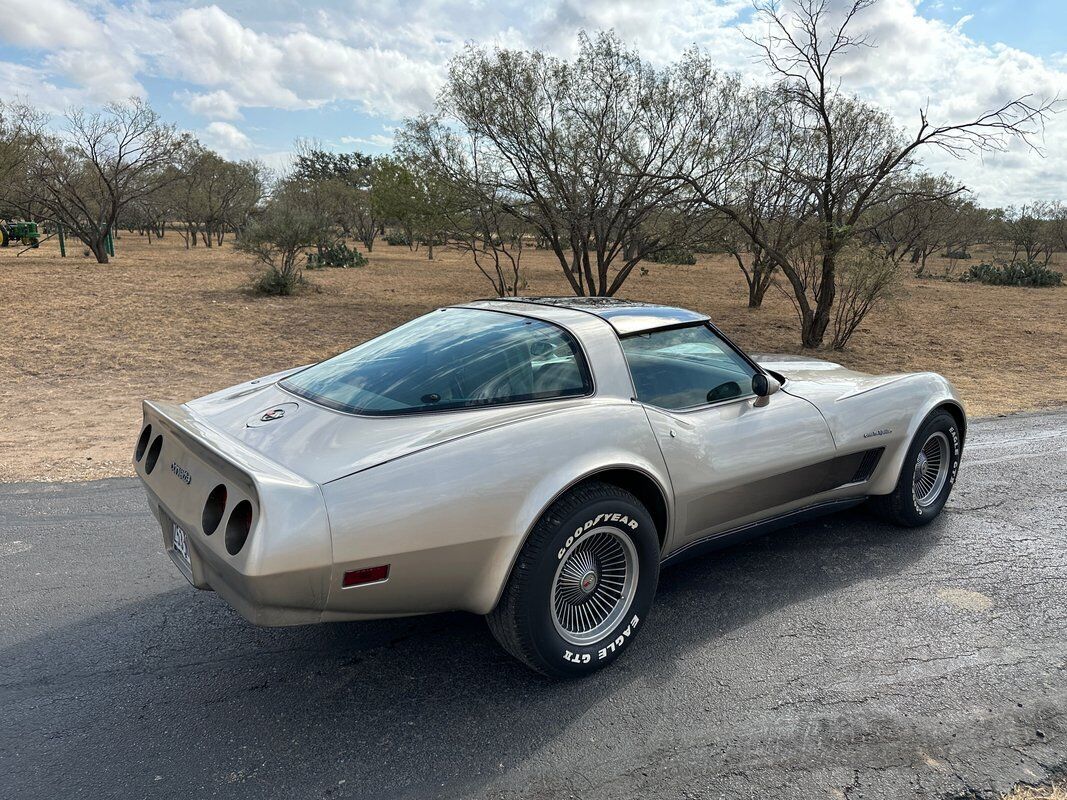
left=246, top=402, right=299, bottom=428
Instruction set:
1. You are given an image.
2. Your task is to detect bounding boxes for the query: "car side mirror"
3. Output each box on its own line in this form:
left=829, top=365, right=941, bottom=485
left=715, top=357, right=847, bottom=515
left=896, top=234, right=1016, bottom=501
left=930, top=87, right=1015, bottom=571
left=752, top=373, right=781, bottom=407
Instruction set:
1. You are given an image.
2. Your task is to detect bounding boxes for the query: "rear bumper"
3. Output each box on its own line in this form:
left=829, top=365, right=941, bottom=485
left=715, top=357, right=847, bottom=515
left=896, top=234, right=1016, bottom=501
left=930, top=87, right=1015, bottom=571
left=135, top=400, right=334, bottom=626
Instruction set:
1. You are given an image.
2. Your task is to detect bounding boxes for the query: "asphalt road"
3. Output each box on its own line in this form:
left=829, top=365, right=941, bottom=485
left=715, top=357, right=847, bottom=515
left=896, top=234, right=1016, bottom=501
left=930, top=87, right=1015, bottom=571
left=1, top=410, right=1065, bottom=800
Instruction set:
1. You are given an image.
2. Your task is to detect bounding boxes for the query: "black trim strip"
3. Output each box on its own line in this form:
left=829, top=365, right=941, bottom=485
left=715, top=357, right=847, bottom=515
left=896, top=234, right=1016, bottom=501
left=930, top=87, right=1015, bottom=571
left=660, top=497, right=867, bottom=568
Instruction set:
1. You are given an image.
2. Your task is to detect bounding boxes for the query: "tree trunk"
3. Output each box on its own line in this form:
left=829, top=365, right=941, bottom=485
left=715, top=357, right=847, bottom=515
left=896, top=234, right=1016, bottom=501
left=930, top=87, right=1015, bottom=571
left=802, top=249, right=836, bottom=348
left=748, top=280, right=768, bottom=308
left=89, top=236, right=109, bottom=264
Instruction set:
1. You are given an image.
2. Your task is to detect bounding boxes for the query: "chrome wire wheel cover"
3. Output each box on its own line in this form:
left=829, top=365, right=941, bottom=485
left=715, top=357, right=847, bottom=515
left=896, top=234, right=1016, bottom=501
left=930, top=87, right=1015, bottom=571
left=551, top=527, right=639, bottom=647
left=913, top=431, right=950, bottom=507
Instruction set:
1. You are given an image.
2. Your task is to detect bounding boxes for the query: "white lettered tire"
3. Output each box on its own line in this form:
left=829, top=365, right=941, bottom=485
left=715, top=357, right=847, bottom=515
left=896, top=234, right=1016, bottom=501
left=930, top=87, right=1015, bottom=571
left=871, top=409, right=962, bottom=527
left=487, top=481, right=659, bottom=677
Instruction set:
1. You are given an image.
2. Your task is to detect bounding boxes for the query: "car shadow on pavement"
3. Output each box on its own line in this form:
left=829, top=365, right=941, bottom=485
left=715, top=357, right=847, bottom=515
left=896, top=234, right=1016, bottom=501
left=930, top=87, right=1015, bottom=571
left=2, top=506, right=941, bottom=800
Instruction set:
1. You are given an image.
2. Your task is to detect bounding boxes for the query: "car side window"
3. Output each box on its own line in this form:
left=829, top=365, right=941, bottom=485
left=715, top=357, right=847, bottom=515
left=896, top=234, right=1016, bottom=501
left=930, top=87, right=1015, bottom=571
left=620, top=324, right=757, bottom=410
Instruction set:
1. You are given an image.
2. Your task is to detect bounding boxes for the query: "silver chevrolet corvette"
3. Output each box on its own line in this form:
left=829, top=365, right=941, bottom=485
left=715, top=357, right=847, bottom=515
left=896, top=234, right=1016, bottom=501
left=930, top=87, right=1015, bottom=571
left=134, top=298, right=965, bottom=676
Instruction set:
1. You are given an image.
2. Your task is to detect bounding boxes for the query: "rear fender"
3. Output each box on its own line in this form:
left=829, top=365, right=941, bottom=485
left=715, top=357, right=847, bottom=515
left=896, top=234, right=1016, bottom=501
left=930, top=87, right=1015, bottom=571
left=320, top=402, right=670, bottom=618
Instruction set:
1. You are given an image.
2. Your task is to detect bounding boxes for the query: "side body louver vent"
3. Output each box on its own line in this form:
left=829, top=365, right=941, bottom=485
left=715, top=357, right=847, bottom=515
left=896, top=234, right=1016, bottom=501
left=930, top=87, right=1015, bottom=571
left=851, top=447, right=885, bottom=483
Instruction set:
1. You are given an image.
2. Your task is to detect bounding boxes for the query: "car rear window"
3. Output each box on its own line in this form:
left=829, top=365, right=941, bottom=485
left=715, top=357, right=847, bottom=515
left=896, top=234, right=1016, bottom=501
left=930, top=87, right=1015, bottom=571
left=281, top=308, right=593, bottom=415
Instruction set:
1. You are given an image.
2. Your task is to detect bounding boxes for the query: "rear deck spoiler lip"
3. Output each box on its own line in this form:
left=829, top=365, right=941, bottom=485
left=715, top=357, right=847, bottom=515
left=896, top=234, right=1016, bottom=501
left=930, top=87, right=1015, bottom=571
left=143, top=399, right=318, bottom=491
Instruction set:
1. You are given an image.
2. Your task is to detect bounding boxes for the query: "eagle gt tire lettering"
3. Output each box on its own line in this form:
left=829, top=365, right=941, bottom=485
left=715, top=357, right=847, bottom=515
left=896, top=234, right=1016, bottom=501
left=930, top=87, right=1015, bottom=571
left=487, top=480, right=660, bottom=677
left=871, top=409, right=962, bottom=527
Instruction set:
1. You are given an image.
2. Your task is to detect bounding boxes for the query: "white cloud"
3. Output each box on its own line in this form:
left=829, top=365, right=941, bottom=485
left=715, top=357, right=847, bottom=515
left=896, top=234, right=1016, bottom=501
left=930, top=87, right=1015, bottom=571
left=179, top=89, right=243, bottom=120
left=201, top=121, right=255, bottom=157
left=0, top=0, right=1064, bottom=204
left=339, top=133, right=394, bottom=148
left=0, top=0, right=144, bottom=103
left=0, top=0, right=98, bottom=49
left=0, top=61, right=86, bottom=112
left=952, top=13, right=974, bottom=31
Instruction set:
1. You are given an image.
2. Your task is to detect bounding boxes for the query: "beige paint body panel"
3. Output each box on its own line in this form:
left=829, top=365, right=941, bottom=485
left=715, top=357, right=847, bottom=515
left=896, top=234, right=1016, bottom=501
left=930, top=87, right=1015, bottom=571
left=131, top=305, right=964, bottom=627
left=643, top=391, right=839, bottom=543
left=135, top=401, right=333, bottom=625
left=321, top=401, right=670, bottom=616
left=755, top=355, right=966, bottom=496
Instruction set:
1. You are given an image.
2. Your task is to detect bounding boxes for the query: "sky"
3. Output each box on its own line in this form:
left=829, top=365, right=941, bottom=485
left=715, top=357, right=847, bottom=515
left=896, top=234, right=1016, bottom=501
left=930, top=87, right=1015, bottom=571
left=0, top=0, right=1064, bottom=206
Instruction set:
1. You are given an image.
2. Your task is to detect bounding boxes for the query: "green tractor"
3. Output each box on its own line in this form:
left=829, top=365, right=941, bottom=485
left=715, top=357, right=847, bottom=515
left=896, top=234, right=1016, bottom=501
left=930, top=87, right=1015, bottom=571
left=0, top=221, right=41, bottom=248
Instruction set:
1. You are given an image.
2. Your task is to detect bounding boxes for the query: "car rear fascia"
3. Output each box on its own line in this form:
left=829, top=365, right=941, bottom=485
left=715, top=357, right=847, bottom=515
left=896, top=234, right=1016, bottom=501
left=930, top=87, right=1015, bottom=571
left=135, top=400, right=333, bottom=626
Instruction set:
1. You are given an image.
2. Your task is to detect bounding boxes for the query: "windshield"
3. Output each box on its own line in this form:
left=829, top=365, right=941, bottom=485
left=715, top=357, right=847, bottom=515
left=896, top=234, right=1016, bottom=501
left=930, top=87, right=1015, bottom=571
left=281, top=308, right=593, bottom=415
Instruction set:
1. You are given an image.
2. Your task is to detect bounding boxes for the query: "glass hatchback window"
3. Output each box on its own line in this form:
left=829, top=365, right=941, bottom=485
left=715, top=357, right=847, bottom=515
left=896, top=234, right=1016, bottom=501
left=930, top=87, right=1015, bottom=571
left=281, top=308, right=592, bottom=415
left=620, top=324, right=756, bottom=410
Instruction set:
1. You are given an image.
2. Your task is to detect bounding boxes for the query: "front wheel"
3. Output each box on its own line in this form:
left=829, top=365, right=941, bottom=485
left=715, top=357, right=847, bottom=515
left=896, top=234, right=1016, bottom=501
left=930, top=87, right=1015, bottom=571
left=871, top=409, right=962, bottom=526
left=487, top=481, right=660, bottom=677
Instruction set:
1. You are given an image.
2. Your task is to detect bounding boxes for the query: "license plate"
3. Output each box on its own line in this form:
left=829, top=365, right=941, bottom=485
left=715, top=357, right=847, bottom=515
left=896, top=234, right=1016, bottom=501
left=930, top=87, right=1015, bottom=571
left=171, top=520, right=191, bottom=568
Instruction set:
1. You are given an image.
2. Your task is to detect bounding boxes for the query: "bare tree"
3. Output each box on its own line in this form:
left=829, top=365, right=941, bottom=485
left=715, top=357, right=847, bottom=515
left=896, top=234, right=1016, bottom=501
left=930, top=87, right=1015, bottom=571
left=454, top=197, right=528, bottom=296
left=941, top=200, right=995, bottom=263
left=236, top=180, right=328, bottom=295
left=829, top=244, right=901, bottom=348
left=677, top=0, right=1056, bottom=347
left=1045, top=201, right=1067, bottom=255
left=168, top=145, right=264, bottom=248
left=864, top=173, right=968, bottom=274
left=716, top=88, right=819, bottom=307
left=403, top=33, right=737, bottom=296
left=19, top=99, right=189, bottom=263
left=292, top=145, right=380, bottom=252
left=1003, top=203, right=1057, bottom=265
left=401, top=131, right=529, bottom=293
left=0, top=102, right=35, bottom=195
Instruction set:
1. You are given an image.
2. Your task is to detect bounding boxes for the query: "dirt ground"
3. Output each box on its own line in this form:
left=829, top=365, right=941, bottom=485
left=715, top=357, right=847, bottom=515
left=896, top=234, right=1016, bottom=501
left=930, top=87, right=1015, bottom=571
left=1004, top=784, right=1067, bottom=800
left=0, top=233, right=1064, bottom=482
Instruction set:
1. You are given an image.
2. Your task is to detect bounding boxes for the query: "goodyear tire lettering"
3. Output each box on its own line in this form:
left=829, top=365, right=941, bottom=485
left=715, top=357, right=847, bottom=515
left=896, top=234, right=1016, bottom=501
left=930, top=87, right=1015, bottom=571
left=557, top=512, right=639, bottom=560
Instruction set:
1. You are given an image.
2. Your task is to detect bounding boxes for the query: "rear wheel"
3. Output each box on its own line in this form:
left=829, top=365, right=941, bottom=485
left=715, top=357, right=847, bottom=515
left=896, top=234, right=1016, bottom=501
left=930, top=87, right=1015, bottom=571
left=0, top=228, right=8, bottom=247
left=487, top=481, right=659, bottom=677
left=871, top=410, right=962, bottom=526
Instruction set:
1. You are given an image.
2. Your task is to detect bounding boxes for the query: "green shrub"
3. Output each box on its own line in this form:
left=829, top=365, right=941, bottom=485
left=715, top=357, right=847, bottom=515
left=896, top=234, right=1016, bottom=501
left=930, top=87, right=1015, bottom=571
left=254, top=267, right=305, bottom=296
left=646, top=246, right=696, bottom=265
left=307, top=242, right=367, bottom=268
left=384, top=231, right=412, bottom=246
left=692, top=241, right=726, bottom=254
left=960, top=261, right=1062, bottom=287
left=942, top=249, right=971, bottom=260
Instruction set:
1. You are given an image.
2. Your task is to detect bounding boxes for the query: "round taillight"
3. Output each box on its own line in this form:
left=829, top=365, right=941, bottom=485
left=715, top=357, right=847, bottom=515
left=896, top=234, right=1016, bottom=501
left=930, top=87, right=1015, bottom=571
left=202, top=484, right=227, bottom=535
left=144, top=435, right=163, bottom=474
left=135, top=424, right=152, bottom=462
left=225, top=500, right=253, bottom=555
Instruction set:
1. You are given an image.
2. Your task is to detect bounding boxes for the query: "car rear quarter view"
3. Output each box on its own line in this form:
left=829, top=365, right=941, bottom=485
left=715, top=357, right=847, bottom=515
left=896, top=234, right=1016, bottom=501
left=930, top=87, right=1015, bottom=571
left=134, top=298, right=965, bottom=676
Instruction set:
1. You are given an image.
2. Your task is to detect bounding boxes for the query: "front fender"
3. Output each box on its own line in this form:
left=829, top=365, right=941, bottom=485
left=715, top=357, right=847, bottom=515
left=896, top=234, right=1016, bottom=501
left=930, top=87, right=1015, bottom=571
left=846, top=373, right=966, bottom=496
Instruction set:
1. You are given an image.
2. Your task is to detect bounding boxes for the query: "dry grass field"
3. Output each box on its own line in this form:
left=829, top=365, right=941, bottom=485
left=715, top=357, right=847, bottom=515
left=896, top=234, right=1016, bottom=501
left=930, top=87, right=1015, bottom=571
left=0, top=232, right=1064, bottom=482
left=1004, top=783, right=1067, bottom=800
